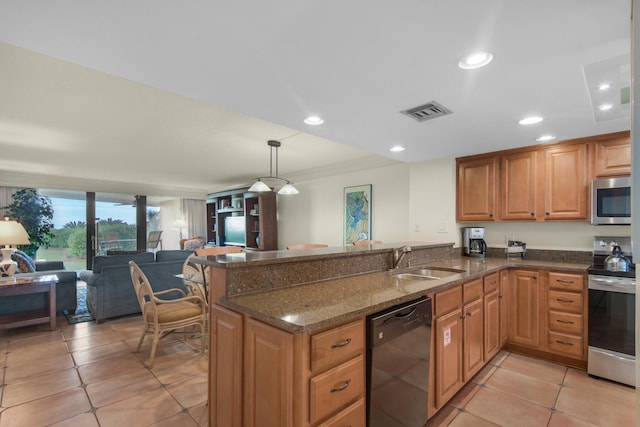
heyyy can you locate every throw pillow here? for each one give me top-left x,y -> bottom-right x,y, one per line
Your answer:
11,249 -> 36,273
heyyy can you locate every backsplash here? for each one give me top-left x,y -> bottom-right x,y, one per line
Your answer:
484,247 -> 591,264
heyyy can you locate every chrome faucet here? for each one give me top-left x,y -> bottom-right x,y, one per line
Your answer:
393,245 -> 412,269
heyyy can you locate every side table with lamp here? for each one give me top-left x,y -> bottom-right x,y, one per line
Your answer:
0,218 -> 59,330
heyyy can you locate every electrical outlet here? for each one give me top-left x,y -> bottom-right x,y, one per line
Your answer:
437,221 -> 448,233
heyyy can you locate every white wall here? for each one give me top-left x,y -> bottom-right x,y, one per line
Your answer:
284,156 -> 632,252
277,163 -> 411,249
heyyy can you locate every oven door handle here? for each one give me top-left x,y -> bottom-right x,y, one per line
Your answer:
588,278 -> 635,294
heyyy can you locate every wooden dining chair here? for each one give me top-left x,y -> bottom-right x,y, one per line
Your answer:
287,243 -> 329,250
353,240 -> 383,246
129,261 -> 206,368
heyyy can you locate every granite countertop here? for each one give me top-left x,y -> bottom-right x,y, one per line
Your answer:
218,256 -> 589,334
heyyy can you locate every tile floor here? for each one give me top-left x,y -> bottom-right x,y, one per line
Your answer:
428,350 -> 637,427
0,315 -> 636,427
0,315 -> 208,427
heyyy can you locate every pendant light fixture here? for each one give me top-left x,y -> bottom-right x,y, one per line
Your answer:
249,140 -> 299,195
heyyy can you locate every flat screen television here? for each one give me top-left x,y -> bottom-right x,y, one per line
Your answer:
224,216 -> 246,246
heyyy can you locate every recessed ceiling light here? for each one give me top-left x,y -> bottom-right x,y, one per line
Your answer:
304,116 -> 324,125
518,116 -> 543,125
598,103 -> 613,111
598,83 -> 611,91
389,145 -> 405,152
536,135 -> 556,142
458,52 -> 494,69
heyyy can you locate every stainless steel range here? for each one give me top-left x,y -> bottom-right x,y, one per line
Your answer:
587,236 -> 635,387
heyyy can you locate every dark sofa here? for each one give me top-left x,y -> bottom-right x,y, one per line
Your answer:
78,250 -> 192,323
0,260 -> 78,316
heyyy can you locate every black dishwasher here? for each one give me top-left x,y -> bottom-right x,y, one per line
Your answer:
367,297 -> 432,427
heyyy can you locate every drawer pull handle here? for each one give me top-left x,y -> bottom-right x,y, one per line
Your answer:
556,319 -> 574,324
331,338 -> 352,349
556,298 -> 574,303
330,379 -> 351,393
556,340 -> 573,346
557,279 -> 574,284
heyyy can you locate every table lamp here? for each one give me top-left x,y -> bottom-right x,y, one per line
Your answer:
0,218 -> 30,277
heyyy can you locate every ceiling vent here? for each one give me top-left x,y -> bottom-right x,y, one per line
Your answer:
401,101 -> 452,122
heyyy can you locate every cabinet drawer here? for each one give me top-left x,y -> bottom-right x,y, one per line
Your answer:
483,272 -> 499,293
463,279 -> 483,304
434,286 -> 462,317
317,398 -> 365,427
310,355 -> 365,424
547,331 -> 584,359
548,290 -> 583,314
311,319 -> 364,372
548,311 -> 583,335
548,272 -> 584,292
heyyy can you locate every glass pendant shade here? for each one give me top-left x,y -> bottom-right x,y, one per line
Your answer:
248,179 -> 271,192
278,183 -> 299,195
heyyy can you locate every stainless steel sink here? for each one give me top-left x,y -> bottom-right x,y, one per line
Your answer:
390,267 -> 466,281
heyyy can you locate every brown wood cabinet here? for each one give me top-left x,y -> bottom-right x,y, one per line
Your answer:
507,269 -> 541,349
500,150 -> 537,220
499,270 -> 509,346
432,279 -> 484,410
592,131 -> 631,178
542,143 -> 588,221
483,272 -> 500,361
544,271 -> 587,362
456,156 -> 496,221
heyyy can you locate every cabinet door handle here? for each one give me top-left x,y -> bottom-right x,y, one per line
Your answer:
556,319 -> 574,324
555,340 -> 573,346
466,312 -> 472,317
498,295 -> 503,299
557,279 -> 574,284
530,212 -> 535,216
460,314 -> 466,319
556,298 -> 574,303
330,379 -> 351,393
331,338 -> 352,349
546,212 -> 550,216
489,213 -> 494,218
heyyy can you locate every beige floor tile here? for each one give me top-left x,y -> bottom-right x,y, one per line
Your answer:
0,387 -> 90,427
464,388 -> 552,427
563,367 -> 636,407
6,327 -> 62,344
86,368 -> 162,408
485,367 -> 561,407
2,367 -> 81,407
448,411 -> 500,427
152,353 -> 208,385
486,350 -> 509,367
548,412 -> 599,427
71,341 -> 130,366
60,321 -> 114,341
6,340 -> 69,363
470,363 -> 496,385
166,375 -> 208,409
148,411 -> 201,427
555,386 -> 637,427
95,387 -> 182,427
427,405 -> 459,427
66,330 -> 124,352
448,382 -> 481,409
77,351 -> 145,384
48,412 -> 100,427
4,352 -> 74,383
499,353 -> 566,384
189,402 -> 209,427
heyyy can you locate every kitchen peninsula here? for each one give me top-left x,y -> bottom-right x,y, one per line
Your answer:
192,243 -> 590,426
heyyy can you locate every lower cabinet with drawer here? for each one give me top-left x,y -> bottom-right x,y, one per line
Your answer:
544,271 -> 587,363
210,304 -> 365,427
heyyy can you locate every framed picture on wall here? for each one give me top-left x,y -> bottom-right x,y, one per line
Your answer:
344,184 -> 372,245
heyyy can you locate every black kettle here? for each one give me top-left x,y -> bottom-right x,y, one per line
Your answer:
605,245 -> 631,272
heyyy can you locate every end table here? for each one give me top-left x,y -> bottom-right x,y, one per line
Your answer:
0,274 -> 58,330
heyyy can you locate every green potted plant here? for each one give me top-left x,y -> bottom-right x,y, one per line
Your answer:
3,188 -> 55,258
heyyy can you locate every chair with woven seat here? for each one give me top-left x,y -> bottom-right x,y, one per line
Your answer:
287,244 -> 329,250
182,254 -> 208,310
191,246 -> 243,303
129,261 -> 206,368
147,230 -> 163,252
353,240 -> 382,246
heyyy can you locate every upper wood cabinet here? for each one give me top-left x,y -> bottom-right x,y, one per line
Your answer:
500,150 -> 538,221
456,131 -> 623,222
592,131 -> 631,178
541,143 -> 588,221
456,156 -> 497,221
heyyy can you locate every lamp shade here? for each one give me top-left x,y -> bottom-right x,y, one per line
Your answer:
249,180 -> 271,192
0,218 -> 30,246
278,183 -> 299,195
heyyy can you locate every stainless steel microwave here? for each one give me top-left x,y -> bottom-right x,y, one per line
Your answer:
591,176 -> 631,225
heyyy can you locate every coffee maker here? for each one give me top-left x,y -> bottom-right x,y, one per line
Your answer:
463,227 -> 487,258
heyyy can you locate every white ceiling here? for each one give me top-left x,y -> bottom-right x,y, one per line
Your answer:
0,1 -> 632,200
